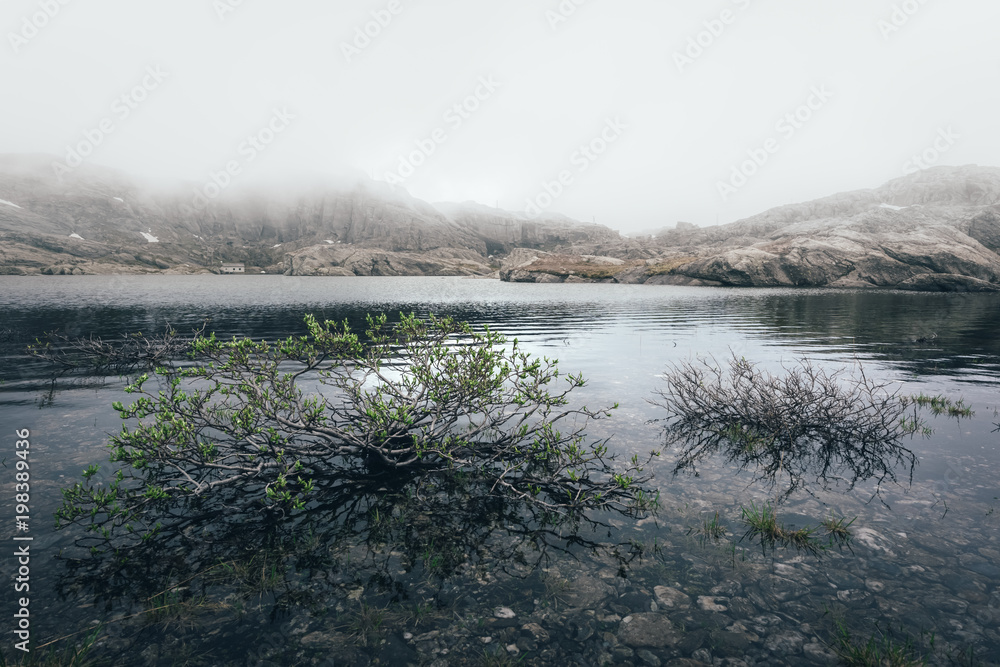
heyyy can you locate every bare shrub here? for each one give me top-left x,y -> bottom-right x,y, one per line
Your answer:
27,323 -> 201,374
650,354 -> 919,502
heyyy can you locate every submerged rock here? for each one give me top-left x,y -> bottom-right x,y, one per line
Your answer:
558,574 -> 613,609
697,595 -> 728,612
493,606 -> 516,619
654,586 -> 692,609
618,613 -> 681,648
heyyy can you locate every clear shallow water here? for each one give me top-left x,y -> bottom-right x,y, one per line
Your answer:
0,276 -> 998,665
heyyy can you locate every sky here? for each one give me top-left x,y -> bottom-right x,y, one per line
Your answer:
3,0 -> 999,233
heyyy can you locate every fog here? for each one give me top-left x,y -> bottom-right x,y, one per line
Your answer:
3,0 -> 998,232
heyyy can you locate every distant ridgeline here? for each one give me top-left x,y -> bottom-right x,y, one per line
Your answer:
0,154 -> 616,278
500,165 -> 1000,291
1,154 -> 999,290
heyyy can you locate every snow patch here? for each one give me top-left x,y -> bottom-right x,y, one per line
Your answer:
113,197 -> 124,203
272,243 -> 282,248
140,232 -> 160,243
69,233 -> 84,240
324,240 -> 335,244
0,199 -> 22,209
879,203 -> 906,211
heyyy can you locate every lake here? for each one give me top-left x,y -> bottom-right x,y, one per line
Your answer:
1,276 -> 998,666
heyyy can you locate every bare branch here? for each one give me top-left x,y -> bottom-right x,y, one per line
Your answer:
650,353 -> 918,504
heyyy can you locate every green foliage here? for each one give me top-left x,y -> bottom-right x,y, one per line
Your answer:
905,393 -> 974,419
831,619 -> 929,667
739,501 -> 824,555
343,604 -> 387,650
820,514 -> 856,545
0,626 -> 102,667
689,510 -> 726,544
740,501 -> 781,550
55,313 -> 658,553
479,647 -> 527,666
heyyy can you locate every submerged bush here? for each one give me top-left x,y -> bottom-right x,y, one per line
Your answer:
651,354 -> 919,501
28,324 -> 196,375
55,313 -> 659,550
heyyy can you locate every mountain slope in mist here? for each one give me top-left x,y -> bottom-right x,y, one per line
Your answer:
0,155 -> 617,275
4,156 -> 1000,291
503,165 -> 1000,291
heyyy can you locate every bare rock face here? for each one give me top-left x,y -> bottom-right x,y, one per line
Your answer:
0,155 -> 614,276
284,245 -> 492,277
6,155 -> 1000,290
436,200 -> 619,255
663,166 -> 1000,291
501,165 -> 1000,291
499,249 -> 644,283
896,273 -> 1000,292
675,206 -> 1000,290
962,209 -> 1000,253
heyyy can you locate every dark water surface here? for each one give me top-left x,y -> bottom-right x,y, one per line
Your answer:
0,276 -> 998,665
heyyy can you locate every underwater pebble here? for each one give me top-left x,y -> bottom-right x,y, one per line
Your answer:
697,595 -> 728,612
764,630 -> 805,655
653,585 -> 692,609
864,579 -> 885,593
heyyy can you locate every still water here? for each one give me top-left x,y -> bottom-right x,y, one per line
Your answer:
0,276 -> 998,666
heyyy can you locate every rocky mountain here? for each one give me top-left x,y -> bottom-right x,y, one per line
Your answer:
502,166 -> 1000,292
0,154 -> 617,276
5,156 -> 1000,291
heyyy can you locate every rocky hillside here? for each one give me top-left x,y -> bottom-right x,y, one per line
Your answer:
502,166 -> 1000,292
0,155 -> 617,276
6,156 -> 1000,291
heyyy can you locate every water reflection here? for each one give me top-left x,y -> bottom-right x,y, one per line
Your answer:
56,466 -> 645,662
3,278 -> 999,389
2,278 -> 999,664
651,354 -> 919,503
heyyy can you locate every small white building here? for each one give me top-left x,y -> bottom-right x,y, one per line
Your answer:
221,263 -> 245,274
